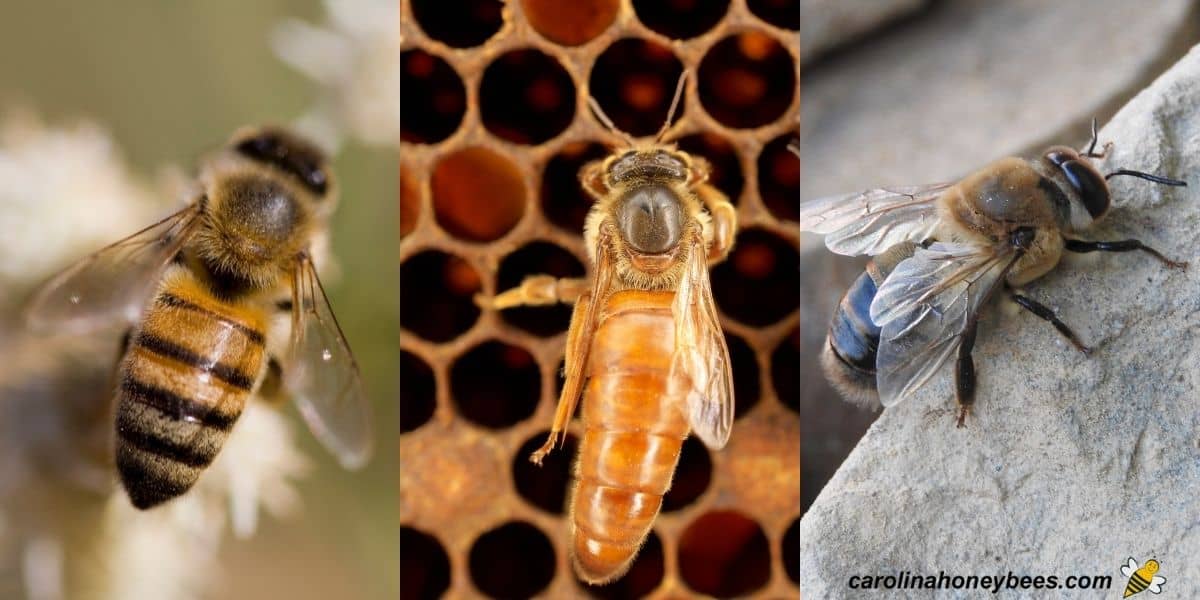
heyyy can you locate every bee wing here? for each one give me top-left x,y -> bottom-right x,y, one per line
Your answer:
25,204 -> 201,333
284,254 -> 372,469
670,229 -> 734,449
1149,575 -> 1165,593
1122,558 -> 1138,578
799,183 -> 952,256
870,241 -> 1017,407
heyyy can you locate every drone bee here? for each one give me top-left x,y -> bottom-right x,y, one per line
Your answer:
25,126 -> 372,508
480,74 -> 735,584
803,121 -> 1187,425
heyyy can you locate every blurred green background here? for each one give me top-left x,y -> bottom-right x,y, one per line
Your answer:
0,2 -> 397,599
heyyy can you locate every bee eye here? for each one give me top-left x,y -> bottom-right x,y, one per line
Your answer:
1059,159 -> 1109,219
235,131 -> 329,197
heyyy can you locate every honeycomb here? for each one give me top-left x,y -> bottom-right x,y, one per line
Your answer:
400,1 -> 798,597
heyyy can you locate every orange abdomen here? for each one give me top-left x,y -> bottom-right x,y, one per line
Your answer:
570,290 -> 689,583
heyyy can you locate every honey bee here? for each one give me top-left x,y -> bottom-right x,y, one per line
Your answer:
24,126 -> 372,509
803,120 -> 1187,425
481,74 -> 735,584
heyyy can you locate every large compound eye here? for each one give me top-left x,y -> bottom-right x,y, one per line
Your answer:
1059,159 -> 1109,219
235,131 -> 330,197
617,184 -> 683,254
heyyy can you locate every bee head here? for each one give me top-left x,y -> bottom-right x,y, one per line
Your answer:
1042,146 -> 1110,221
232,127 -> 333,201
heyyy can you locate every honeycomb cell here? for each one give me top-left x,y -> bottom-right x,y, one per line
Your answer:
783,516 -> 799,584
399,250 -> 481,342
772,326 -> 799,414
633,0 -> 730,40
481,49 -> 576,144
661,437 -> 712,512
698,32 -> 795,129
676,132 -> 744,204
400,162 -> 420,238
748,0 -> 799,31
400,350 -> 436,433
582,531 -> 665,598
513,430 -> 579,514
727,332 -> 760,419
400,526 -> 451,600
450,340 -> 540,428
678,510 -> 771,597
759,131 -> 800,222
590,38 -> 685,137
400,49 -> 466,144
432,147 -> 526,242
711,227 -> 799,327
521,0 -> 619,46
411,0 -> 504,48
541,141 -> 609,233
495,242 -> 587,336
469,521 -> 556,598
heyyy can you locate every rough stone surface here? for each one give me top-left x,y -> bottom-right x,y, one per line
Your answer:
801,45 -> 1200,598
800,0 -> 928,64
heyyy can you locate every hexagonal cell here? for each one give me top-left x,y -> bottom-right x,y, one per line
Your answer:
581,530 -> 665,597
698,32 -> 795,129
676,132 -> 744,205
400,350 -> 437,433
711,227 -> 799,327
469,521 -> 556,598
661,436 -> 712,512
399,250 -> 481,342
748,0 -> 798,30
400,49 -> 466,144
521,0 -> 619,46
481,49 -> 576,144
432,146 -> 526,242
678,510 -> 771,597
513,430 -> 579,514
400,162 -> 420,238
783,516 -> 799,584
400,526 -> 451,600
589,38 -> 685,137
451,340 -> 541,428
759,130 -> 800,222
727,332 -> 760,419
495,241 -> 586,337
632,0 -> 730,40
773,325 -> 800,414
541,141 -> 609,234
411,0 -> 504,48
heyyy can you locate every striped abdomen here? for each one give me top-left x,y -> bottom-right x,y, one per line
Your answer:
570,290 -> 689,584
116,270 -> 268,509
820,242 -> 916,406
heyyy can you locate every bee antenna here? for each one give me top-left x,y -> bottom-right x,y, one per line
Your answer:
1084,117 -> 1101,157
655,70 -> 689,144
1105,169 -> 1188,187
587,96 -> 636,147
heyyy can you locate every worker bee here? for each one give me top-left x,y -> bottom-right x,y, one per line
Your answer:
24,126 -> 372,509
803,120 -> 1187,425
480,74 -> 735,584
1122,557 -> 1166,597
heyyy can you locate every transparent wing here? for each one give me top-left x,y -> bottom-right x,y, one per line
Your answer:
670,230 -> 734,449
25,204 -> 201,333
1148,575 -> 1165,593
799,183 -> 952,256
870,242 -> 1015,407
285,254 -> 372,469
1121,558 -> 1137,578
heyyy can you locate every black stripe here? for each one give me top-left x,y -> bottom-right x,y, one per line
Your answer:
157,292 -> 266,345
116,414 -> 218,468
134,332 -> 256,391
120,377 -> 239,431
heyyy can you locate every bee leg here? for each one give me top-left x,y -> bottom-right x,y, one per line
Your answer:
695,185 -> 737,263
1008,291 -> 1091,354
530,294 -> 592,465
477,275 -> 589,310
1063,238 -> 1188,270
256,357 -> 287,406
954,317 -> 979,428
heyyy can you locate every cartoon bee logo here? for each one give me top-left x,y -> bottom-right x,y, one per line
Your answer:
1122,557 -> 1165,597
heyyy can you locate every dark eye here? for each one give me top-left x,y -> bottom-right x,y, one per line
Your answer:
1059,160 -> 1109,219
235,132 -> 329,196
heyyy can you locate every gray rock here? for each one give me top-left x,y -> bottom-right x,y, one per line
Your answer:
801,45 -> 1200,598
801,0 -> 928,64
